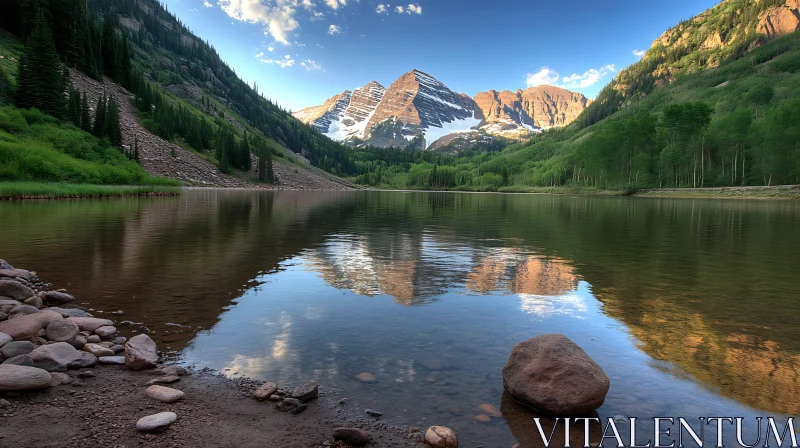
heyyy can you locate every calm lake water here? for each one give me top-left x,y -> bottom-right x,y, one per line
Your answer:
2,190 -> 799,446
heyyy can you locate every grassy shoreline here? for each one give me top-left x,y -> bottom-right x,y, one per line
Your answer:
0,182 -> 180,199
633,185 -> 800,200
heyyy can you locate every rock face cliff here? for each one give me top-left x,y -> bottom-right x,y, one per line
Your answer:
474,86 -> 590,138
294,70 -> 589,149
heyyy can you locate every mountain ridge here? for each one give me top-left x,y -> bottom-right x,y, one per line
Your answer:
294,70 -> 590,149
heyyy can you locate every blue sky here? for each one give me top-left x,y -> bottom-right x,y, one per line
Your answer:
168,0 -> 720,111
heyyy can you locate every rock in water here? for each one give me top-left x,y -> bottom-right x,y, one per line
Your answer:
125,334 -> 158,370
355,372 -> 376,382
136,412 -> 177,433
41,291 -> 76,305
477,403 -> 502,418
502,334 -> 609,415
0,364 -> 52,391
291,380 -> 319,402
424,426 -> 458,448
333,428 -> 370,446
0,280 -> 33,301
67,317 -> 114,332
45,320 -> 80,342
276,398 -> 307,414
253,381 -> 278,401
30,342 -> 83,372
145,385 -> 185,403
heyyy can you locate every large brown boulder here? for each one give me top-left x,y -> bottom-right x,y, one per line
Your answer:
502,334 -> 609,416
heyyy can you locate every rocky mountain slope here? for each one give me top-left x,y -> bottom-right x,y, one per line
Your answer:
294,70 -> 590,149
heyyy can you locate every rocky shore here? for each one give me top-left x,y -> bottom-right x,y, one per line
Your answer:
0,259 -> 428,447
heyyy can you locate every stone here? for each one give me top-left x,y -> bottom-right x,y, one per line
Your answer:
0,364 -> 52,391
0,269 -> 38,283
155,365 -> 187,376
45,307 -> 93,318
83,343 -> 115,357
500,391 -> 602,448
9,304 -> 40,317
94,326 -> 117,338
333,428 -> 370,446
68,335 -> 88,349
276,398 -> 307,414
111,345 -> 124,353
45,320 -> 80,342
78,370 -> 95,378
145,385 -> 185,403
365,409 -> 383,418
42,291 -> 76,305
424,426 -> 458,448
0,312 -> 7,322
355,372 -> 376,382
477,403 -> 502,418
0,280 -> 34,301
50,372 -> 72,386
474,414 -> 491,423
291,380 -> 319,402
136,412 -> 178,433
67,317 -> 114,332
86,335 -> 101,343
67,352 -> 98,369
125,334 -> 158,370
23,296 -> 43,309
98,341 -> 114,348
148,375 -> 181,385
0,332 -> 10,348
0,341 -> 36,359
253,381 -> 278,401
0,310 -> 62,340
30,342 -> 83,372
2,354 -> 34,367
268,394 -> 281,401
502,334 -> 610,415
0,259 -> 13,270
98,356 -> 126,365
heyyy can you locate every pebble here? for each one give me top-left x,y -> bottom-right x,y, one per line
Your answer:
145,385 -> 185,403
136,412 -> 178,433
477,403 -> 502,418
365,409 -> 383,418
424,426 -> 458,448
50,372 -> 72,386
86,335 -> 101,343
474,414 -> 491,423
355,372 -> 376,383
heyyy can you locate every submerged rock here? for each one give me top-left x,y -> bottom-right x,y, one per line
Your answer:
0,364 -> 52,391
355,372 -> 376,383
502,334 -> 609,415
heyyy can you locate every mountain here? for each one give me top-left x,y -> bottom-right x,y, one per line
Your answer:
579,0 -> 800,128
293,70 -> 590,149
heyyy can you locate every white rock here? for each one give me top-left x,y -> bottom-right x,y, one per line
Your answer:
83,343 -> 115,357
98,356 -> 126,365
136,412 -> 177,433
125,334 -> 158,370
145,385 -> 185,403
0,364 -> 52,391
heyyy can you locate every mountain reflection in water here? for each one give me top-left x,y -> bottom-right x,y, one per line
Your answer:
1,190 -> 799,445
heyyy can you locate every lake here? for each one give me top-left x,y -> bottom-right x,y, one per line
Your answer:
1,190 -> 799,446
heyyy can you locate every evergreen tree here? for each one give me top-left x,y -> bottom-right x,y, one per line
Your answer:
80,92 -> 92,133
68,87 -> 81,127
133,136 -> 140,162
15,11 -> 67,118
93,92 -> 107,138
104,96 -> 122,147
120,36 -> 132,89
0,66 -> 11,104
266,149 -> 274,183
239,131 -> 252,171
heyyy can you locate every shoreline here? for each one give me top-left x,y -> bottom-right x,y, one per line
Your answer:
0,259 -> 426,447
0,182 -> 180,200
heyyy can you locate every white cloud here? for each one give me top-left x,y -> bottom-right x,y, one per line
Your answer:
300,59 -> 323,71
328,24 -> 341,35
203,0 -> 213,7
633,49 -> 646,58
255,51 -> 265,58
259,54 -> 295,68
325,0 -> 346,9
395,5 -> 404,13
218,0 -> 299,45
525,66 -> 560,87
407,3 -> 421,14
560,64 -> 616,89
267,45 -> 275,51
376,3 -> 388,14
310,10 -> 325,20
